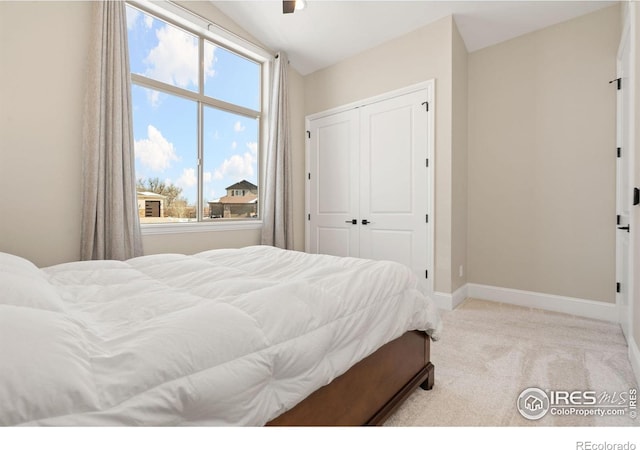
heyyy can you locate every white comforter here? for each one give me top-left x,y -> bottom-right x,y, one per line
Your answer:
0,245 -> 441,426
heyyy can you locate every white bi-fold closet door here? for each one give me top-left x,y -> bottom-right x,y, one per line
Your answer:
305,82 -> 434,293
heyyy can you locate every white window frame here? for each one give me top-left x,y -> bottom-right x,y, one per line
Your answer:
127,0 -> 273,235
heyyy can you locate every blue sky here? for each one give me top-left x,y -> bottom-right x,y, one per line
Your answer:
126,5 -> 260,204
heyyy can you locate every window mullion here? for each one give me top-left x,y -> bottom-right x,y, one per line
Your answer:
131,73 -> 197,103
131,73 -> 260,121
197,102 -> 204,222
201,97 -> 261,121
197,37 -> 205,222
196,37 -> 204,222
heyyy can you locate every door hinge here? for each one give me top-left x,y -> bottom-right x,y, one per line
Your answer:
425,270 -> 428,279
617,214 -> 621,225
426,158 -> 429,168
609,78 -> 621,90
617,147 -> 621,158
616,282 -> 621,293
308,173 -> 311,180
421,101 -> 429,112
426,214 -> 429,223
307,130 -> 311,139
634,187 -> 640,206
307,213 -> 310,221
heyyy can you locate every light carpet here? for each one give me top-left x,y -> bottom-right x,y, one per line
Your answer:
385,298 -> 638,426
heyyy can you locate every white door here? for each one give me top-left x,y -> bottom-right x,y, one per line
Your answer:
358,91 -> 429,286
308,109 -> 360,257
307,85 -> 432,291
615,23 -> 632,341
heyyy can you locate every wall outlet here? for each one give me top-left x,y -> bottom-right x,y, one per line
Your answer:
459,265 -> 464,278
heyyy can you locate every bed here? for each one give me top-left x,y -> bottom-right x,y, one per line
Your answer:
0,245 -> 441,426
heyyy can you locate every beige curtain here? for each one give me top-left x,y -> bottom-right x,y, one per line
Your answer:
261,52 -> 293,249
80,0 -> 143,260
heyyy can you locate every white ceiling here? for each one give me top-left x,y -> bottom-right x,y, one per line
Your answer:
210,0 -> 617,75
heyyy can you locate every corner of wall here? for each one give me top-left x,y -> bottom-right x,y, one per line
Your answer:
450,15 -> 469,293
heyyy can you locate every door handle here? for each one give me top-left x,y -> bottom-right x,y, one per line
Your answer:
618,226 -> 630,232
345,219 -> 357,225
362,219 -> 371,225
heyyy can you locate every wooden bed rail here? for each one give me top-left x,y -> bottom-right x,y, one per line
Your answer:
267,330 -> 433,426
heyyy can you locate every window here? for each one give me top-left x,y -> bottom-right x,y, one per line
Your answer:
126,3 -> 267,227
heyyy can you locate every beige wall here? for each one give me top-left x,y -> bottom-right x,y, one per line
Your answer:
467,5 -> 620,303
0,1 -> 305,267
0,1 -> 91,267
287,65 -> 307,252
304,16 -> 457,294
451,21 -> 468,293
142,228 -> 260,255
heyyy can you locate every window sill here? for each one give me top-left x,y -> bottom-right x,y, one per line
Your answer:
140,220 -> 262,235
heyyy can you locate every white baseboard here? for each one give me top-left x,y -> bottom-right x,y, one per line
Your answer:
430,291 -> 452,310
432,284 -> 468,311
433,282 -> 617,322
467,283 -> 618,323
630,337 -> 640,389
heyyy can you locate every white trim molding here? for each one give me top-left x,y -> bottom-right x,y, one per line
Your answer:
467,283 -> 617,323
432,284 -> 468,311
305,80 -> 435,122
141,220 -> 262,235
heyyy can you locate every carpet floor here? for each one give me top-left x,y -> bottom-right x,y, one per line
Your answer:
385,298 -> 638,426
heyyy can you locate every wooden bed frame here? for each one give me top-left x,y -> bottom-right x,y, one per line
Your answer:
266,330 -> 434,426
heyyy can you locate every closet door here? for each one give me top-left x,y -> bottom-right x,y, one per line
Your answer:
307,109 -> 360,257
359,90 -> 429,282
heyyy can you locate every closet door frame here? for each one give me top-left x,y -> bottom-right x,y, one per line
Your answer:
305,80 -> 435,296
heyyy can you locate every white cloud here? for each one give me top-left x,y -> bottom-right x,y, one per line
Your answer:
234,121 -> 246,132
126,8 -> 139,30
176,168 -> 197,188
203,173 -> 216,202
126,8 -> 153,31
176,170 -> 214,194
231,141 -> 237,150
144,25 -> 215,90
213,150 -> 257,181
206,189 -> 218,202
134,125 -> 179,172
246,141 -> 258,155
147,90 -> 161,108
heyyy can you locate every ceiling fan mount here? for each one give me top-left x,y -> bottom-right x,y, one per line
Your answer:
283,0 -> 306,14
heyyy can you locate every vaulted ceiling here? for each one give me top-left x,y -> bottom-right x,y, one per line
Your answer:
211,1 -> 617,75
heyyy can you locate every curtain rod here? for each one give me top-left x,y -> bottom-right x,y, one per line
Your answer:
167,1 -> 275,58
